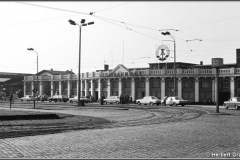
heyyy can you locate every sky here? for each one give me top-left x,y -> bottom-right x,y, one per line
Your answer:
1,1 -> 240,74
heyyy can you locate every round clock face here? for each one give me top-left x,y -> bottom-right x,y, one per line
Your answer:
156,45 -> 170,61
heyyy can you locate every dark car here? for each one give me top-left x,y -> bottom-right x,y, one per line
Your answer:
48,95 -> 69,102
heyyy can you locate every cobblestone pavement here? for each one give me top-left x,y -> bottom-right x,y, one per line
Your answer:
0,102 -> 240,158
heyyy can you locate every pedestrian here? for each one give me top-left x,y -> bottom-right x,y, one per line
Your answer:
162,96 -> 167,106
9,93 -> 13,104
90,95 -> 94,102
120,94 -> 123,104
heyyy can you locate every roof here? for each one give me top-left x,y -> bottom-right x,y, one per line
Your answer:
37,69 -> 74,75
0,78 -> 11,82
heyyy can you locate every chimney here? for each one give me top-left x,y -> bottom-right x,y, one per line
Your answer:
237,49 -> 240,68
104,64 -> 109,71
200,61 -> 203,65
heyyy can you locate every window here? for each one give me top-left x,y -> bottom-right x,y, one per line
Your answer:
183,79 -> 194,88
200,79 -> 210,88
221,80 -> 230,90
168,80 -> 174,88
124,81 -> 131,88
113,81 -> 118,88
152,79 -> 160,88
102,81 -> 108,88
138,81 -> 145,88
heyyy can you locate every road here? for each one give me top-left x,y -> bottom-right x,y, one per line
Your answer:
0,101 -> 240,158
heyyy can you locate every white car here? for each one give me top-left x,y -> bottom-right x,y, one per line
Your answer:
136,96 -> 161,105
165,96 -> 189,106
223,97 -> 240,110
69,96 -> 90,103
103,96 -> 120,104
20,95 -> 34,101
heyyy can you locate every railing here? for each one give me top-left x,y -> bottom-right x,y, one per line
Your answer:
182,69 -> 194,74
200,69 -> 212,74
219,68 -> 231,74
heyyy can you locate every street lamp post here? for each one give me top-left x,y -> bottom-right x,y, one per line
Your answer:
27,48 -> 38,108
161,31 -> 176,96
68,19 -> 94,106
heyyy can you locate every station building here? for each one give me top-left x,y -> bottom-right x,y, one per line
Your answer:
0,72 -> 31,97
23,49 -> 240,104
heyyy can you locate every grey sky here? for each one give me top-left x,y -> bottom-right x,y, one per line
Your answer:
1,1 -> 240,74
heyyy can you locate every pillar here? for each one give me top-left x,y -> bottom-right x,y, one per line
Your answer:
131,78 -> 135,101
85,80 -> 89,97
230,77 -> 235,98
161,78 -> 165,99
39,82 -> 43,95
145,78 -> 150,96
31,82 -> 34,96
24,82 -> 26,96
68,81 -> 71,98
178,78 -> 182,98
59,81 -> 62,95
98,79 -> 102,99
51,81 -> 54,97
118,78 -> 122,96
91,79 -> 95,99
107,79 -> 111,98
195,78 -> 199,102
81,80 -> 84,97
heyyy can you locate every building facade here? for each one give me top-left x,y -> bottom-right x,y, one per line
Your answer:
23,49 -> 240,104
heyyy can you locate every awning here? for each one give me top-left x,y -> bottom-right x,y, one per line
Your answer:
0,78 -> 11,82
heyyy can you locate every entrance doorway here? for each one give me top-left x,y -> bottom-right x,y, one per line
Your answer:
95,91 -> 98,101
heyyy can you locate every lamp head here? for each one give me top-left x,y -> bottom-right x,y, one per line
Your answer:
27,48 -> 34,51
81,19 -> 86,23
68,19 -> 76,25
88,22 -> 94,25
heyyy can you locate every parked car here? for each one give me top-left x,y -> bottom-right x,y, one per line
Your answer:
20,95 -> 34,101
103,96 -> 120,104
69,96 -> 90,103
34,94 -> 49,102
48,95 -> 69,102
223,97 -> 240,110
165,96 -> 189,106
136,96 -> 161,105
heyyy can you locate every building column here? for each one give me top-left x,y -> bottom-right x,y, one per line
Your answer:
81,80 -> 84,97
91,79 -> 95,98
51,81 -> 54,97
118,78 -> 122,96
39,82 -> 43,95
195,78 -> 199,102
24,82 -> 26,96
67,81 -> 71,98
98,79 -> 102,99
131,78 -> 135,101
230,77 -> 235,98
145,78 -> 150,96
161,78 -> 165,99
212,79 -> 215,102
31,82 -> 34,96
85,80 -> 89,97
107,79 -> 111,98
178,78 -> 182,98
59,81 -> 62,95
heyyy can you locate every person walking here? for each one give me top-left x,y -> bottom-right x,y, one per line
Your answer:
9,93 -> 13,104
